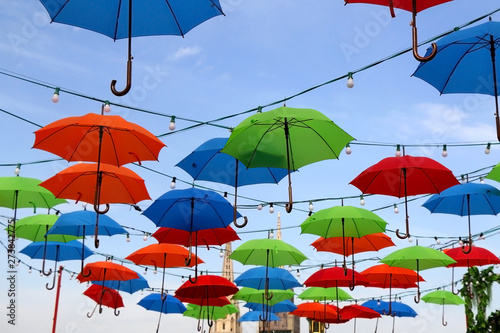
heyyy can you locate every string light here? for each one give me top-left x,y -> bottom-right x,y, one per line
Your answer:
288,265 -> 292,272
359,195 -> 365,206
219,249 -> 224,258
269,229 -> 274,239
485,143 -> 491,154
296,269 -> 301,277
170,177 -> 177,189
458,237 -> 464,246
308,202 -> 314,212
345,143 -> 352,155
257,204 -> 263,211
51,87 -> 60,103
461,175 -> 466,184
169,116 -> 176,131
479,232 -> 485,240
393,204 -> 399,214
480,177 -> 484,184
143,233 -> 148,241
103,100 -> 111,113
395,144 -> 401,157
408,236 -> 413,243
346,72 -> 354,88
28,266 -> 32,274
144,267 -> 148,275
442,144 -> 448,157
126,233 -> 130,242
181,276 -> 186,283
269,203 -> 274,214
434,236 -> 441,245
14,163 -> 21,176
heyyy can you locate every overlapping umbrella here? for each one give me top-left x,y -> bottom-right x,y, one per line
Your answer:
84,284 -> 124,317
422,290 -> 465,326
137,293 -> 187,333
304,266 -> 370,291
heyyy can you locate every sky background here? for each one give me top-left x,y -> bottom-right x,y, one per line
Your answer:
2,1 -> 500,332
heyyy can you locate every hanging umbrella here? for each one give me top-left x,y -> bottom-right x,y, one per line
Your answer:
10,214 -> 79,242
421,290 -> 465,326
183,303 -> 239,332
299,286 -> 352,322
239,310 -> 280,322
93,274 -> 149,294
143,187 -> 240,281
20,240 -> 93,290
360,264 -> 424,314
422,182 -> 500,253
230,238 -> 307,307
301,205 -> 388,273
138,293 -> 187,333
0,176 -> 66,238
362,300 -> 418,333
486,162 -> 500,182
311,232 -> 395,257
77,261 -> 139,283
221,106 -> 354,212
443,245 -> 500,295
413,20 -> 500,140
245,299 -> 298,313
290,302 -> 340,323
234,266 -> 301,290
380,245 -> 456,302
233,288 -> 295,306
176,137 -> 291,227
126,243 -> 202,297
350,154 -> 459,239
152,225 -> 240,248
304,266 -> 370,291
38,0 -> 224,96
46,209 -> 127,275
83,284 -> 124,318
340,304 -> 381,333
343,0 -> 452,61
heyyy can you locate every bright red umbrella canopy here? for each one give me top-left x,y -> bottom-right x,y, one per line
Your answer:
443,246 -> 500,268
304,266 -> 369,289
360,264 -> 425,287
343,0 -> 451,14
152,225 -> 240,248
340,304 -> 381,320
175,274 -> 239,302
84,284 -> 124,309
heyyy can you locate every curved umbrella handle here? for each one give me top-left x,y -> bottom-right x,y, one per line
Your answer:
259,313 -> 268,322
208,319 -> 214,327
42,262 -> 52,277
285,185 -> 293,213
395,215 -> 410,239
188,248 -> 198,284
94,203 -> 110,214
411,0 -> 437,62
87,304 -> 98,318
197,318 -> 202,331
414,290 -> 421,303
81,268 -> 92,278
110,58 -> 132,96
349,283 -> 355,291
233,215 -> 248,229
441,304 -> 447,326
46,266 -> 57,290
265,289 -> 274,301
185,247 -> 192,266
324,323 -> 330,330
114,308 -> 120,316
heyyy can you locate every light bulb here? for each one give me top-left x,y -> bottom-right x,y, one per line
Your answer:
485,143 -> 491,154
360,195 -> 365,206
51,87 -> 60,103
14,163 -> 21,176
442,145 -> 448,157
296,269 -> 300,277
458,238 -> 464,246
257,204 -> 263,211
345,144 -> 352,155
181,276 -> 186,283
309,202 -> 314,211
103,101 -> 111,113
16,260 -> 20,266
126,233 -> 130,242
288,265 -> 292,272
434,236 -> 441,245
460,175 -> 466,184
28,267 -> 32,274
170,177 -> 177,189
346,73 -> 354,88
143,233 -> 148,241
479,232 -> 485,240
269,203 -> 274,214
395,144 -> 401,157
408,236 -> 413,243
219,249 -> 224,258
269,229 -> 274,239
169,116 -> 176,131
480,177 -> 484,184
154,267 -> 158,274
144,268 -> 148,275
393,204 -> 399,214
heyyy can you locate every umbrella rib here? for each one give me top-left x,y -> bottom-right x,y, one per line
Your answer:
164,0 -> 185,37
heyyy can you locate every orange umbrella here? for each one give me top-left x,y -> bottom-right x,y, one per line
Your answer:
126,243 -> 203,297
33,113 -> 165,167
360,264 -> 424,314
77,261 -> 139,283
290,302 -> 341,323
40,162 -> 150,247
84,284 -> 124,317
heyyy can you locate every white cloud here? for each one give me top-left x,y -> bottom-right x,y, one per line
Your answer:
169,46 -> 202,61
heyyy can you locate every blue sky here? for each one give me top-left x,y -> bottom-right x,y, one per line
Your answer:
2,1 -> 500,332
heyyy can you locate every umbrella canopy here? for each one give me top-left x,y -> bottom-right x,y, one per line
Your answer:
77,261 -> 139,283
443,246 -> 500,268
47,210 -> 127,237
138,293 -> 186,314
221,106 -> 353,212
233,288 -> 294,306
344,0 -> 452,61
10,214 -> 78,242
311,232 -> 395,257
175,274 -> 239,303
93,274 -> 149,294
183,303 -> 239,321
239,310 -> 280,322
244,299 -> 298,313
340,304 -> 381,320
126,243 -> 202,295
290,302 -> 340,323
176,137 -> 290,227
380,245 -> 456,302
486,162 -> 500,183
229,238 -> 308,267
298,287 -> 353,302
83,284 -> 124,317
152,225 -> 240,248
38,0 -> 224,95
234,266 -> 302,290
412,20 -> 500,140
304,266 -> 370,291
350,154 -> 459,239
422,290 -> 465,305
362,300 -> 417,318
422,182 -> 500,251
33,113 -> 165,166
40,162 -> 151,206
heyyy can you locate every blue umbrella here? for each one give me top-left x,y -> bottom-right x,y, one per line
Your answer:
412,20 -> 500,140
38,0 -> 225,96
244,299 -> 298,313
20,240 -> 93,290
176,137 -> 290,227
239,310 -> 280,322
138,293 -> 187,333
422,182 -> 500,253
46,210 -> 127,275
235,267 -> 301,290
362,300 -> 417,333
92,274 -> 149,294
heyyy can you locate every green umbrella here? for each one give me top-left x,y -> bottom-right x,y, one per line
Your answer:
233,287 -> 294,306
221,106 -> 353,212
299,286 -> 352,319
422,290 -> 465,326
183,303 -> 238,331
8,214 -> 80,242
380,245 -> 456,303
0,176 -> 66,239
301,205 -> 387,273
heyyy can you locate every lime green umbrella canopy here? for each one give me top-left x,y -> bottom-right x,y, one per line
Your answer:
183,303 -> 238,320
421,290 -> 465,305
298,287 -> 352,301
229,238 -> 307,267
486,162 -> 500,183
8,214 -> 80,242
233,287 -> 294,305
0,176 -> 66,210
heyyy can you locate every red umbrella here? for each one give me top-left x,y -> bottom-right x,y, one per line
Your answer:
343,0 -> 452,61
304,266 -> 369,291
444,245 -> 500,294
340,303 -> 381,333
84,284 -> 124,317
350,154 -> 459,239
152,225 -> 240,248
77,261 -> 139,283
